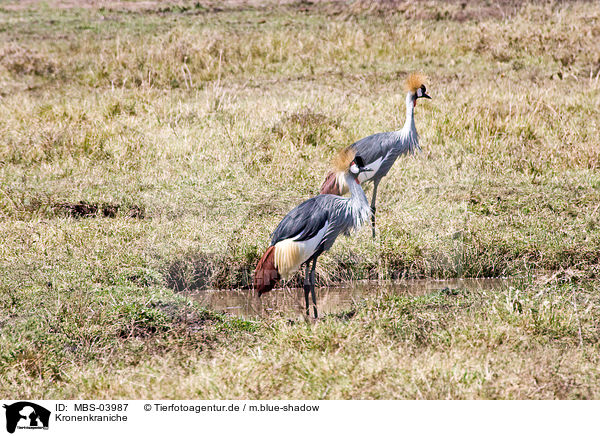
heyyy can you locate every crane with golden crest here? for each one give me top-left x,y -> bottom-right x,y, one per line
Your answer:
253,151 -> 372,318
320,73 -> 431,238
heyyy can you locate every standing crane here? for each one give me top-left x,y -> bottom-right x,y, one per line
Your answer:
253,150 -> 372,318
320,73 -> 431,238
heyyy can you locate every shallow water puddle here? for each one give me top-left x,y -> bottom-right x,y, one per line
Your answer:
186,278 -> 511,319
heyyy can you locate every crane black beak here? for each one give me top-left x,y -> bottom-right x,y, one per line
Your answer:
359,166 -> 372,173
422,93 -> 431,99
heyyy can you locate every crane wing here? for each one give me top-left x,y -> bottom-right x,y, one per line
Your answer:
270,196 -> 330,245
351,131 -> 418,181
350,132 -> 401,165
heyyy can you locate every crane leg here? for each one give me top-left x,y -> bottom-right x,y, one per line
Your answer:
303,262 -> 311,317
370,180 -> 379,239
310,258 -> 318,319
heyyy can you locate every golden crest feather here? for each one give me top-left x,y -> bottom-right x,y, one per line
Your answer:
332,147 -> 356,172
404,72 -> 427,93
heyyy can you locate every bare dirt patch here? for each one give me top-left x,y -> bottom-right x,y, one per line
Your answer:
52,201 -> 146,219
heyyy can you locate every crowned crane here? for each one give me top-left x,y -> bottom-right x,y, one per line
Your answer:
253,150 -> 372,318
320,73 -> 431,238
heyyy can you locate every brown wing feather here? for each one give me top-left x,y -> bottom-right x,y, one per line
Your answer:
253,245 -> 280,296
319,170 -> 341,195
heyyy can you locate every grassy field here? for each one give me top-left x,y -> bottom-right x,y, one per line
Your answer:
1,0 -> 600,399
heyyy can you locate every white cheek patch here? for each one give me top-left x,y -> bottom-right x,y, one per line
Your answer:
350,164 -> 359,174
417,88 -> 423,97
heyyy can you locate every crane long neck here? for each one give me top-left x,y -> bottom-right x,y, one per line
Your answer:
344,173 -> 371,230
396,92 -> 419,153
347,174 -> 368,204
402,92 -> 416,133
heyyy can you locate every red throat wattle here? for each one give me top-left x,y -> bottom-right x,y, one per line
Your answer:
413,99 -> 417,107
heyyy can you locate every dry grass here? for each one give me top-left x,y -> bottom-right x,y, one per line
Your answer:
0,0 -> 599,398
3,281 -> 599,399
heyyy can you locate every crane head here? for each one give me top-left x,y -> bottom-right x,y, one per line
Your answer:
349,155 -> 371,179
412,84 -> 431,107
405,72 -> 431,106
416,84 -> 431,100
332,149 -> 370,178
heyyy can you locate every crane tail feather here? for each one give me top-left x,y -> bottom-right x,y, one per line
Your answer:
320,171 -> 341,195
253,245 -> 280,296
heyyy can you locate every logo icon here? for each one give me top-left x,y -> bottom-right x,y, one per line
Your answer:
3,402 -> 50,434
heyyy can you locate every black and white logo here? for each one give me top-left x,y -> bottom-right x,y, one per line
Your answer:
3,402 -> 50,434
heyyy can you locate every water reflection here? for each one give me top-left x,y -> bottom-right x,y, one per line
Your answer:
186,278 -> 511,319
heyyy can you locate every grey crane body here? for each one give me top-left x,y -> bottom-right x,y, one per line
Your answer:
320,86 -> 430,238
274,171 -> 370,318
254,157 -> 371,318
271,188 -> 370,250
352,123 -> 419,239
352,128 -> 420,185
